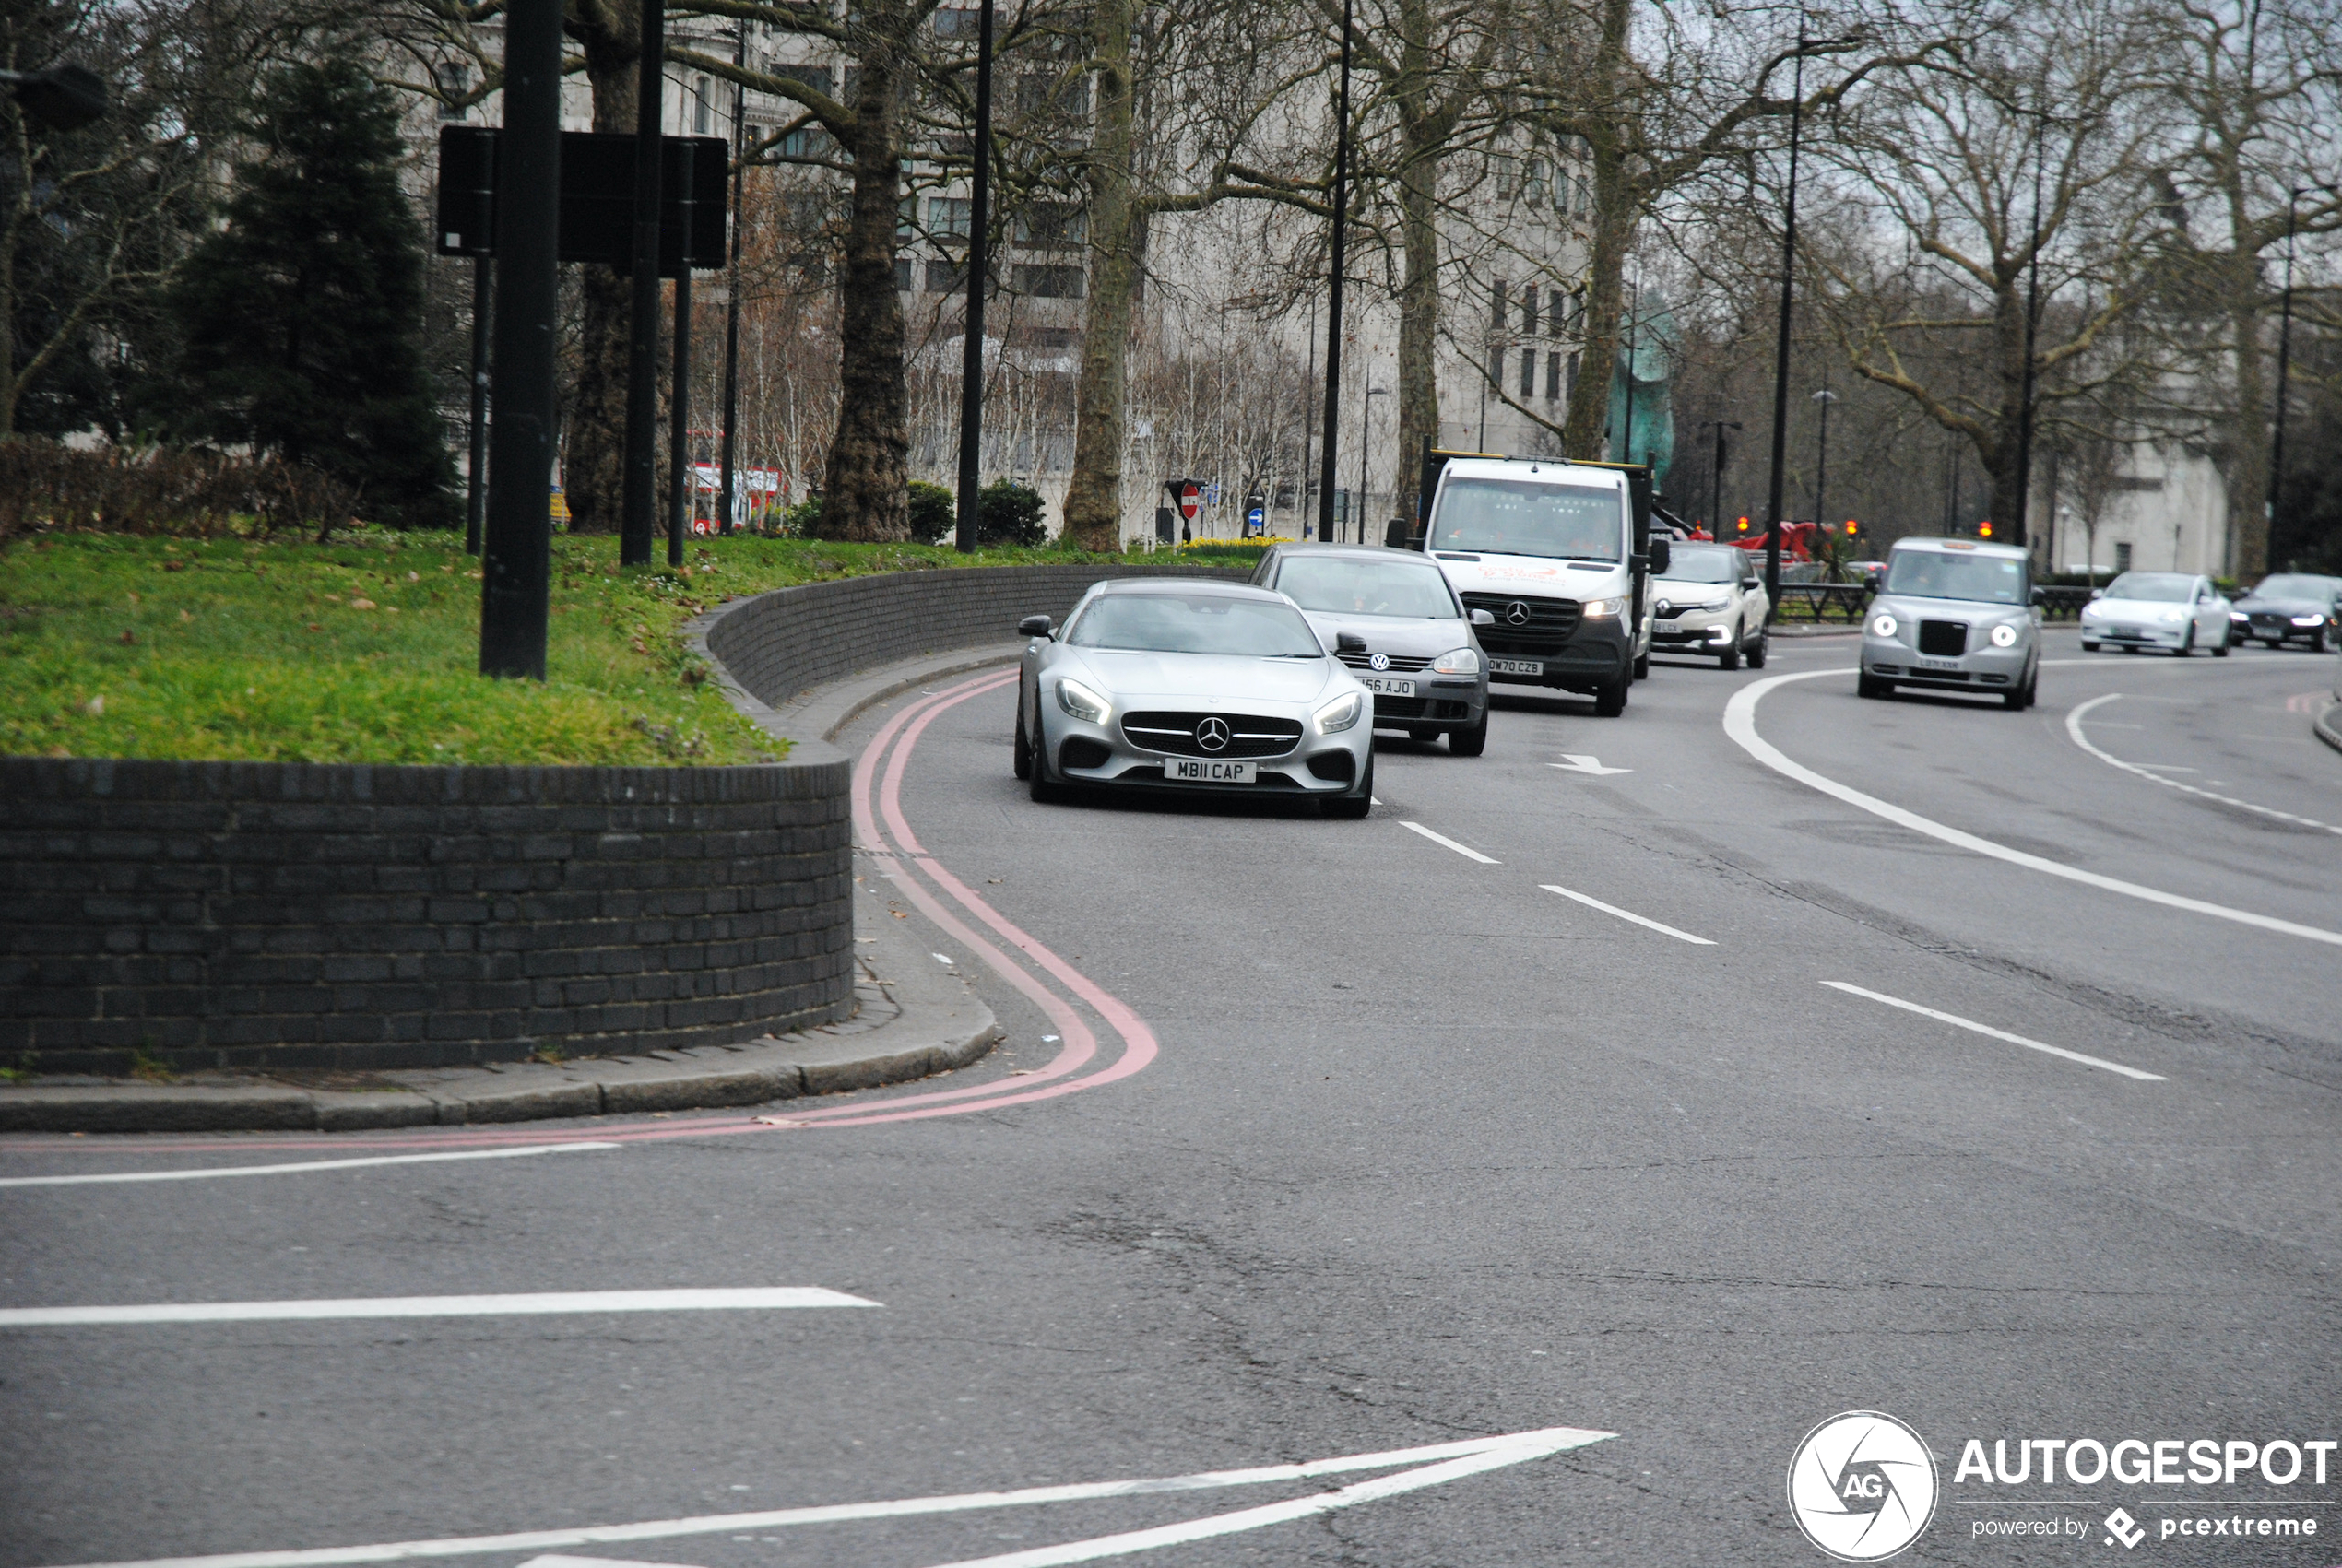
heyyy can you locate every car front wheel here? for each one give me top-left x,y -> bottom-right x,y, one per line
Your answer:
1012,689 -> 1033,779
1746,625 -> 1768,668
1858,671 -> 1892,700
1325,755 -> 1374,819
1450,713 -> 1489,756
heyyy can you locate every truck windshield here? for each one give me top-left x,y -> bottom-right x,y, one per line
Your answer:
1885,550 -> 2029,605
1067,593 -> 1324,656
1273,556 -> 1458,618
1430,478 -> 1623,561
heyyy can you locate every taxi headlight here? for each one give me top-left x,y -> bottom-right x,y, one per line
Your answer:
1869,612 -> 1898,638
1056,677 -> 1109,724
1315,691 -> 1363,734
1431,645 -> 1482,675
1989,622 -> 2019,647
1579,596 -> 1625,619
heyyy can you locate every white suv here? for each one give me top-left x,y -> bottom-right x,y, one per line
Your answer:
1648,543 -> 1769,668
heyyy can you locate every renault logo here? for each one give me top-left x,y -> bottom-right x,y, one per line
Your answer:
1656,598 -> 1673,615
1368,653 -> 1390,671
1195,716 -> 1231,753
1505,600 -> 1532,626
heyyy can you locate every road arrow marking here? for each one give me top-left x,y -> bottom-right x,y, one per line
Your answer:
1549,755 -> 1632,775
58,1425 -> 1615,1568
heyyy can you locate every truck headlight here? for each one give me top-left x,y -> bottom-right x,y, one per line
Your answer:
1990,622 -> 2019,647
1056,677 -> 1109,723
1579,596 -> 1625,619
1870,612 -> 1898,638
1315,691 -> 1363,734
1431,646 -> 1481,675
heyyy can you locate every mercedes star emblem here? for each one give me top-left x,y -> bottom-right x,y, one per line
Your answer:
1195,716 -> 1231,753
1505,600 -> 1532,626
1368,653 -> 1390,671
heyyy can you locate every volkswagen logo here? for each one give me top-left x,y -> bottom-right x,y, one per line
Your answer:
1505,600 -> 1532,626
1368,653 -> 1390,671
1195,716 -> 1231,753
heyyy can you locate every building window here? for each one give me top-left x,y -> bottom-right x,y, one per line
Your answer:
926,259 -> 966,293
935,6 -> 981,36
1491,280 -> 1508,332
694,77 -> 714,135
1566,351 -> 1580,399
1013,263 -> 1084,299
894,258 -> 915,291
1521,284 -> 1538,336
928,196 -> 971,238
1545,351 -> 1561,400
1013,203 -> 1087,248
1520,348 -> 1535,397
2113,541 -> 2132,572
435,63 -> 468,118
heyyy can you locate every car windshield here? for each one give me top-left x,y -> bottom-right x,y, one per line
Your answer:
1657,547 -> 1744,584
1885,549 -> 2029,605
1430,478 -> 1624,561
2103,572 -> 2194,603
2253,575 -> 2335,601
1273,556 -> 1458,618
1067,593 -> 1324,656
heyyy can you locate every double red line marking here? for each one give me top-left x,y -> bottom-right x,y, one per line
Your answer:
5,671 -> 1156,1157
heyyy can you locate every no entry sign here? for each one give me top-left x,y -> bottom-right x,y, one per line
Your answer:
1178,482 -> 1201,523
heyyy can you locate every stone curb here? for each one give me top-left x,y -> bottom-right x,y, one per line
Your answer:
0,645 -> 1019,1136
2315,700 -> 2342,759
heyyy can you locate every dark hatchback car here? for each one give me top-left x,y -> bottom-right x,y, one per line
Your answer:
2229,573 -> 2342,651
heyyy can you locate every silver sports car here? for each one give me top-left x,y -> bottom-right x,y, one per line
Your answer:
1012,579 -> 1378,817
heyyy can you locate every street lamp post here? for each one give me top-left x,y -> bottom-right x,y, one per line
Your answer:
1316,0 -> 1354,543
1811,386 -> 1839,533
2010,104 -> 2049,551
953,0 -> 997,552
621,0 -> 667,566
1358,386 -> 1386,542
717,22 -> 748,535
1760,38 -> 1809,616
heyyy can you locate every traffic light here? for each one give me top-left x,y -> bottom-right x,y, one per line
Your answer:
1845,519 -> 1859,538
1736,515 -> 1751,536
1977,519 -> 1994,539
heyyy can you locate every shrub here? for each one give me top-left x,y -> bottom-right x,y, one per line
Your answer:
977,479 -> 1048,548
0,440 -> 359,542
907,480 -> 956,543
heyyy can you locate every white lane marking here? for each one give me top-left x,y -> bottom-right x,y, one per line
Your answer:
1549,754 -> 1632,775
1399,821 -> 1498,864
2067,694 -> 2342,835
1540,884 -> 1715,945
933,952 -> 955,965
56,1425 -> 1616,1568
1723,670 -> 2342,949
1821,981 -> 2164,1081
521,1558 -> 701,1568
0,1287 -> 879,1327
0,1143 -> 618,1190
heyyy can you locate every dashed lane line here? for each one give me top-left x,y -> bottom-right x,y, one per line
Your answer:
0,1143 -> 618,1189
2066,694 -> 2342,836
1399,820 -> 1500,864
0,1287 -> 879,1327
1539,884 -> 1715,945
1821,981 -> 2164,1081
54,1425 -> 1615,1568
1723,669 -> 2342,949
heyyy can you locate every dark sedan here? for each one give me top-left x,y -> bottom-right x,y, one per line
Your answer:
2229,573 -> 2342,651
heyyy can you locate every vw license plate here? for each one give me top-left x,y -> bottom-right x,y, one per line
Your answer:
1166,758 -> 1257,784
1357,676 -> 1417,696
1489,658 -> 1544,677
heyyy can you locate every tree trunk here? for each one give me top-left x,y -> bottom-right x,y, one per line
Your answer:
562,0 -> 641,535
1061,0 -> 1139,551
817,26 -> 910,542
2223,253 -> 2268,581
1558,0 -> 1633,462
1984,278 -> 2027,528
1390,0 -> 1438,524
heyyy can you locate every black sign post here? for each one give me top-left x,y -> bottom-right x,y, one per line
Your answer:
479,0 -> 562,680
666,141 -> 695,569
622,0 -> 666,568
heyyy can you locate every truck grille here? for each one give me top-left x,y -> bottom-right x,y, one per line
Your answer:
1121,712 -> 1303,759
1459,593 -> 1582,655
1917,619 -> 1969,656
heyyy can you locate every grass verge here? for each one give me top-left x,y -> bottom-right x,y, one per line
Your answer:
1,529 -> 1178,767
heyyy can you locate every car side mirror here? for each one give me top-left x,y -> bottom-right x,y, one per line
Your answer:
1336,631 -> 1367,654
1742,577 -> 1761,592
2030,587 -> 2045,606
1646,538 -> 1671,575
1469,608 -> 1496,627
2088,588 -> 2103,600
1018,615 -> 1052,638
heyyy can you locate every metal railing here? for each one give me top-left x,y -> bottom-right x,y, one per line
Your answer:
1770,583 -> 1874,623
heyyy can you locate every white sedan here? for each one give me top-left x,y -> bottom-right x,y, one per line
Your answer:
2078,572 -> 2232,656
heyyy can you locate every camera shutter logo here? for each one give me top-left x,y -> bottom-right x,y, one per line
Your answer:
1787,1411 -> 1939,1561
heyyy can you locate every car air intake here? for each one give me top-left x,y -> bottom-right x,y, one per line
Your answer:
1121,712 -> 1303,758
1059,737 -> 1113,771
1917,619 -> 1969,656
1306,752 -> 1355,784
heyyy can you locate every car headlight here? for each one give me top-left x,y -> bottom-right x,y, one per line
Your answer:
2082,603 -> 2104,619
1430,645 -> 1481,675
1314,691 -> 1363,734
2292,615 -> 2324,627
1694,598 -> 1729,613
1579,596 -> 1626,619
1869,612 -> 1898,638
1989,622 -> 2019,647
1056,677 -> 1109,724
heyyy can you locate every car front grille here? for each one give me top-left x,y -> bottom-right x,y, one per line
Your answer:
2251,613 -> 2289,631
1917,619 -> 1969,656
1372,696 -> 1427,719
1460,593 -> 1583,654
1121,711 -> 1304,759
1336,652 -> 1434,672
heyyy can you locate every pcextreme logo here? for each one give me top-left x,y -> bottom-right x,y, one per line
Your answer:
1789,1411 -> 1942,1562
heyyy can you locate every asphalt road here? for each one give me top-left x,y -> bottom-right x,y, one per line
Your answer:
6,627 -> 2338,1568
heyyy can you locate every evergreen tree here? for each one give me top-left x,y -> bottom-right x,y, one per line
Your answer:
166,59 -> 452,525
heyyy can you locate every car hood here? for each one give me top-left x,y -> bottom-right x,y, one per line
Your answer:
1650,575 -> 1736,600
2234,595 -> 2326,614
2089,595 -> 2194,615
1875,594 -> 2027,620
1298,611 -> 1473,656
1069,649 -> 1344,703
1433,552 -> 1623,596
